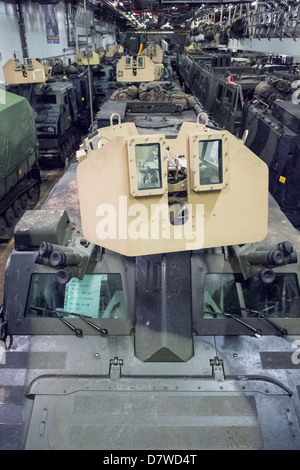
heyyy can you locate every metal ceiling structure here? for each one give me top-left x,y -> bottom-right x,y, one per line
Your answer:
88,0 -> 299,33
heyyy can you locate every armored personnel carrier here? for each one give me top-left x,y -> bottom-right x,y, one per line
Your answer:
178,52 -> 300,230
74,50 -> 115,105
177,51 -> 215,92
139,43 -> 165,64
1,114 -> 300,450
212,72 -> 266,135
75,50 -> 101,67
0,90 -> 40,241
240,75 -> 300,228
63,64 -> 95,133
3,58 -> 84,166
96,44 -> 124,63
179,52 -> 256,115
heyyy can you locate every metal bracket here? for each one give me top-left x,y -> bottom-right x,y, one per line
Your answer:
109,357 -> 123,381
210,356 -> 225,382
38,407 -> 48,438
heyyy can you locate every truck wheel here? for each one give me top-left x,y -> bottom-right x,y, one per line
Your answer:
5,207 -> 15,227
20,192 -> 29,208
13,198 -> 22,217
28,183 -> 40,201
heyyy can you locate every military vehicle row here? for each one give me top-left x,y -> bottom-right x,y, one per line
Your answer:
177,51 -> 300,228
178,51 -> 264,116
0,49 -> 120,240
0,90 -> 40,240
75,48 -> 118,103
177,51 -> 297,130
75,43 -> 169,95
241,71 -> 300,228
3,58 -> 94,166
56,44 -> 173,128
1,109 -> 300,449
75,43 -> 123,68
1,42 -> 177,168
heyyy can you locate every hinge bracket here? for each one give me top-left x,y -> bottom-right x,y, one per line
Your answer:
109,356 -> 123,381
210,356 -> 225,382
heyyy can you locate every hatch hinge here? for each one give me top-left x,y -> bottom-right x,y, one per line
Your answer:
210,356 -> 225,382
109,356 -> 123,381
38,407 -> 48,438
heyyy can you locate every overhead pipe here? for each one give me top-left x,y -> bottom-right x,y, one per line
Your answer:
84,0 -> 94,130
15,1 -> 29,59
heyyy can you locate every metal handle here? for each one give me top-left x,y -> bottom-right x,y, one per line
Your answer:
197,112 -> 209,127
110,113 -> 121,126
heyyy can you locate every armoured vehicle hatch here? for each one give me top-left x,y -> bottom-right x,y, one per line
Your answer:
3,57 -> 52,85
116,55 -> 164,83
77,113 -> 268,256
140,43 -> 164,64
75,50 -> 101,67
106,43 -> 124,58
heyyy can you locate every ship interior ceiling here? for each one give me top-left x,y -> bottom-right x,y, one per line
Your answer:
88,0 -> 300,31
2,0 -> 300,451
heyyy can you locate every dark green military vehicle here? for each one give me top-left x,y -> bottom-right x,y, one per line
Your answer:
0,90 -> 40,241
1,114 -> 300,450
